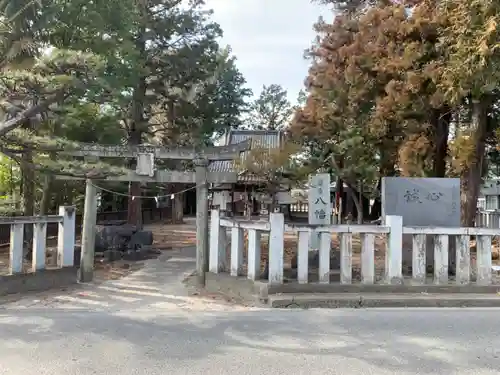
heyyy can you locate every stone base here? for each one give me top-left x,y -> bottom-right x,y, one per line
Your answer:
201,272 -> 500,308
269,293 -> 500,308
0,267 -> 78,296
203,272 -> 269,304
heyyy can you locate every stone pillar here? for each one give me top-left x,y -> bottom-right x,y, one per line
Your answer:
194,158 -> 209,286
79,180 -> 97,282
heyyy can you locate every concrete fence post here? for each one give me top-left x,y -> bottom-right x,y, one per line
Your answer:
32,222 -> 47,272
268,212 -> 284,285
476,235 -> 493,285
209,209 -> 227,273
230,227 -> 244,276
9,223 -> 24,274
57,206 -> 76,268
247,229 -> 261,281
385,215 -> 403,284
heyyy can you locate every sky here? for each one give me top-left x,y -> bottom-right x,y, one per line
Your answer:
208,0 -> 331,103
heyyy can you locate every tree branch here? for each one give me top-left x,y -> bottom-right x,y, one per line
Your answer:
0,91 -> 67,137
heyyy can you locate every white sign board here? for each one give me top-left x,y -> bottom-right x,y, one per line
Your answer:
308,173 -> 331,225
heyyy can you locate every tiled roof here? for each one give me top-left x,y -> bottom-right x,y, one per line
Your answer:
209,129 -> 283,183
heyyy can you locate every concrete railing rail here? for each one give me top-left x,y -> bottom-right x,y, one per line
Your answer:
5,206 -> 77,274
476,210 -> 500,229
208,209 -> 499,287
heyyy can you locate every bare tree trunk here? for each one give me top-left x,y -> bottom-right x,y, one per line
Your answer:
358,182 -> 364,224
461,98 -> 490,226
127,21 -> 147,229
433,107 -> 451,177
172,192 -> 184,223
21,152 -> 35,217
335,176 -> 343,223
345,183 -> 362,224
371,150 -> 397,219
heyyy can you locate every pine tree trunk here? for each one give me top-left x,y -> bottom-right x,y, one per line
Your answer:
39,175 -> 53,215
53,181 -> 64,208
21,147 -> 35,260
21,153 -> 35,218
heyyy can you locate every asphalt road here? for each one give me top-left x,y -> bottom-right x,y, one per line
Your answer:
0,249 -> 499,375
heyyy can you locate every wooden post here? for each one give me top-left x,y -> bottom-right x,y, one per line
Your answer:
195,158 -> 209,286
79,179 -> 98,282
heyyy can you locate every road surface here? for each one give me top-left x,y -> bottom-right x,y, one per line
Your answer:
0,247 -> 499,375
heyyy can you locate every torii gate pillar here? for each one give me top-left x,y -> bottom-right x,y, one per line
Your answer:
194,158 -> 209,286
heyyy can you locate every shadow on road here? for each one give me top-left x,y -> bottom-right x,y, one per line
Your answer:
0,305 -> 498,374
0,246 -> 497,373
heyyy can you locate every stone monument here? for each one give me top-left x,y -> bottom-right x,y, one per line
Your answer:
308,173 -> 332,226
381,177 -> 461,274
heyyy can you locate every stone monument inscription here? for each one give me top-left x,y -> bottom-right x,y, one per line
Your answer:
382,177 -> 461,274
308,173 -> 331,225
381,177 -> 460,227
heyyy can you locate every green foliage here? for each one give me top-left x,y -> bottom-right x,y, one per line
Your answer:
436,0 -> 500,102
0,0 -> 251,165
0,155 -> 19,194
0,0 -> 253,217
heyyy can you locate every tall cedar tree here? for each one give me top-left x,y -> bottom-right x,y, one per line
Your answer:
292,0 -> 480,220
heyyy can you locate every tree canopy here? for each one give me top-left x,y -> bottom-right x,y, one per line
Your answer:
245,84 -> 293,130
0,0 -> 252,219
291,0 -> 500,224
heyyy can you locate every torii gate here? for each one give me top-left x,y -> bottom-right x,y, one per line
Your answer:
60,140 -> 250,285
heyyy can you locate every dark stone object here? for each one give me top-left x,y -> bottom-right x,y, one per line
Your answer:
97,220 -> 128,226
94,224 -> 137,253
94,221 -> 155,255
127,230 -> 154,250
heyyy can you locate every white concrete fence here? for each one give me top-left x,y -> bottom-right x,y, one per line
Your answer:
476,210 -> 500,229
2,206 -> 76,274
209,209 -> 498,286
